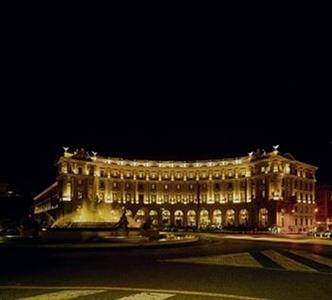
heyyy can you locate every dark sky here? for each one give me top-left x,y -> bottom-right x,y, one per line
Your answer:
1,11 -> 331,194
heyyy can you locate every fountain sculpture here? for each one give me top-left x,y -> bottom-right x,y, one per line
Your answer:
40,199 -> 159,243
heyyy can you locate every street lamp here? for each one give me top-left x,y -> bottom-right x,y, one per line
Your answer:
196,182 -> 200,231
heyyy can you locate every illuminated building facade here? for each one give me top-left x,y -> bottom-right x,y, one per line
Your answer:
315,185 -> 332,230
34,147 -> 317,233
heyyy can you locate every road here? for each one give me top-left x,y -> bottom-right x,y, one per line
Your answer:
0,234 -> 331,299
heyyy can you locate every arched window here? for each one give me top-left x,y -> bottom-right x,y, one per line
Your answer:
135,209 -> 146,224
259,208 -> 268,227
199,209 -> 210,228
174,210 -> 184,226
149,210 -> 158,225
162,210 -> 171,226
226,209 -> 235,226
212,209 -> 222,226
187,210 -> 196,227
239,209 -> 248,225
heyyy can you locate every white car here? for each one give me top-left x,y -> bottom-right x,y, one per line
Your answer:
323,231 -> 332,239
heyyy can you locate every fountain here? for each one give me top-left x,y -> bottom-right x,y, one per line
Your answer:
40,200 -> 160,243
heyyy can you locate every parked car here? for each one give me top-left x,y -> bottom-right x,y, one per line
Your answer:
323,231 -> 332,239
314,231 -> 332,239
314,231 -> 323,238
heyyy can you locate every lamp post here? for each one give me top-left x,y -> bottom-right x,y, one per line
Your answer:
196,182 -> 200,231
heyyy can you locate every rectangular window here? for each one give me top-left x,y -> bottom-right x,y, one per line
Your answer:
201,194 -> 207,203
164,194 -> 169,202
88,167 -> 94,176
228,193 -> 233,202
240,192 -> 245,202
143,195 -> 150,204
139,194 -> 144,203
207,195 -> 215,204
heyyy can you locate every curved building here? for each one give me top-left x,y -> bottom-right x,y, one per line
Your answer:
34,147 -> 318,233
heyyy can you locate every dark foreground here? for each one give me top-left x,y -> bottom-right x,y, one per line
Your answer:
0,234 -> 331,300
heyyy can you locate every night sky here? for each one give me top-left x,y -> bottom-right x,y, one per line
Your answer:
1,11 -> 331,195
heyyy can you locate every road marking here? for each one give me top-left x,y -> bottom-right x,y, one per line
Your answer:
116,292 -> 174,299
289,250 -> 332,268
161,252 -> 262,268
0,285 -> 271,300
261,250 -> 317,272
16,289 -> 105,300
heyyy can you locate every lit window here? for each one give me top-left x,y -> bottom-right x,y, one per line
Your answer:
151,195 -> 156,202
99,181 -> 105,189
228,193 -> 233,202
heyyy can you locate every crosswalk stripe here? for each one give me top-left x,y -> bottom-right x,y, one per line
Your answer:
0,286 -> 270,300
161,252 -> 263,268
261,250 -> 317,272
116,292 -> 175,299
17,289 -> 105,300
289,250 -> 332,268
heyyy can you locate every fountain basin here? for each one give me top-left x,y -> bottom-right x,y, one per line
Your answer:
40,227 -> 145,243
